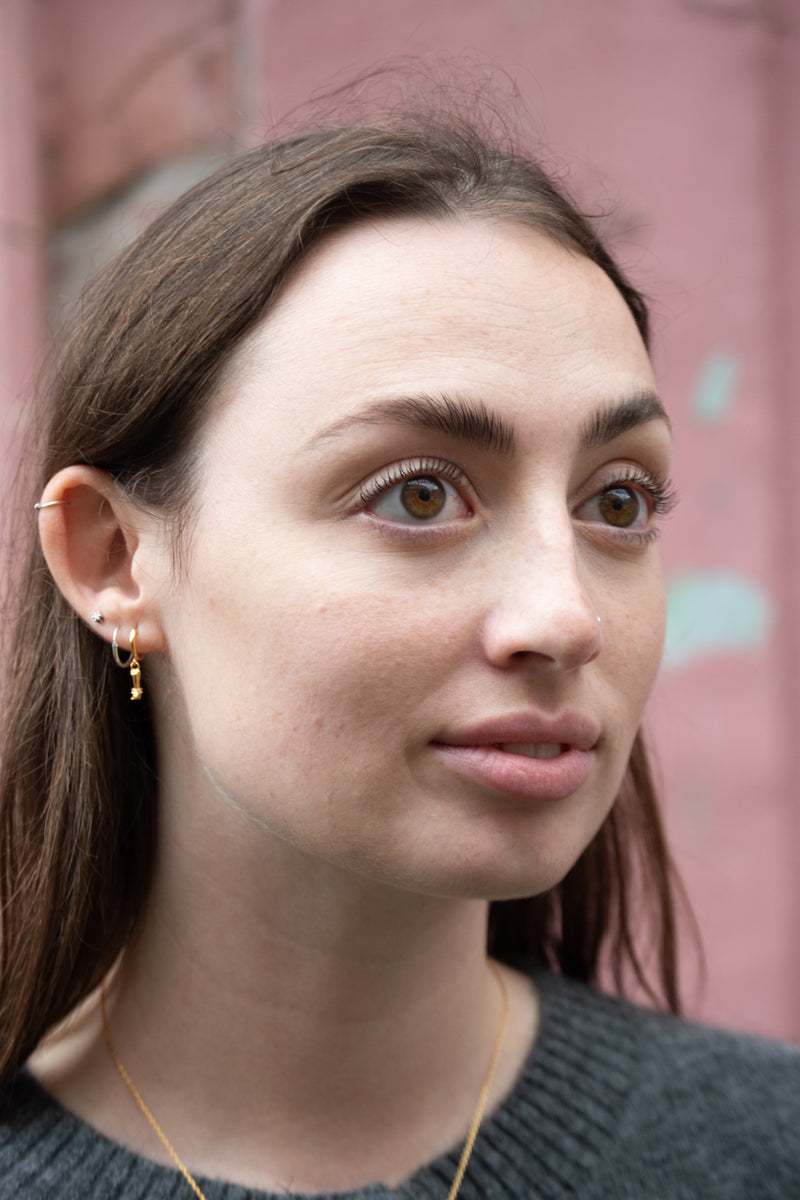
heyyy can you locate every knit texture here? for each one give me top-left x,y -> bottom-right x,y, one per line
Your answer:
1,972 -> 798,1199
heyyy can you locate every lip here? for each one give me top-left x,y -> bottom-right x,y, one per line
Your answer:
431,712 -> 600,803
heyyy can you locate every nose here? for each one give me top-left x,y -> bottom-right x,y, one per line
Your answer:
479,520 -> 602,673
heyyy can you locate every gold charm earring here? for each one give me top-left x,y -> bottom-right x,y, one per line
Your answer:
112,626 -> 143,701
128,629 -> 143,700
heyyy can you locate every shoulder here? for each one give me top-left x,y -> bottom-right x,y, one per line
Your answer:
0,1072 -> 154,1200
529,971 -> 800,1198
0,1073 -> 80,1198
534,968 -> 800,1090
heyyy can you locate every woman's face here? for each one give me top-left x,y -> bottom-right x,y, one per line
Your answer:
153,216 -> 672,901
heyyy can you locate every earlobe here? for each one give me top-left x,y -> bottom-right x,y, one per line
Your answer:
37,465 -> 166,655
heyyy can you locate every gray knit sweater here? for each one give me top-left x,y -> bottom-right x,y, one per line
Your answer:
1,972 -> 798,1199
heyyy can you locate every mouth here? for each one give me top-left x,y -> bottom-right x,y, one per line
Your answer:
430,714 -> 599,803
495,742 -> 565,760
431,741 -> 593,802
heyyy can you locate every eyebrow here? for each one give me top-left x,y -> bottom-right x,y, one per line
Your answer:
303,387 -> 669,457
580,389 -> 670,450
303,393 -> 515,456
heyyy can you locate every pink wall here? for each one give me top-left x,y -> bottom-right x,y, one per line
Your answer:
0,0 -> 44,490
2,0 -> 798,1039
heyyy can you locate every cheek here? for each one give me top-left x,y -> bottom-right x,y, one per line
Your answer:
603,569 -> 666,719
170,560 -> 466,784
270,593 -> 463,733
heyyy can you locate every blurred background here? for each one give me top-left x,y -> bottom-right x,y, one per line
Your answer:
1,0 -> 798,1040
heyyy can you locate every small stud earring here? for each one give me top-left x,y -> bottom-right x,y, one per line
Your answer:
91,611 -> 104,624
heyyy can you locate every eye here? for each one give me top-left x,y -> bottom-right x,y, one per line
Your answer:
360,463 -> 472,526
574,469 -> 676,536
589,484 -> 649,530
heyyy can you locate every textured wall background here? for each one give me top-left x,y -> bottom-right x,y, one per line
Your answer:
2,0 -> 798,1040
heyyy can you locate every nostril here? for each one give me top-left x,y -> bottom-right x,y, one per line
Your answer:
479,575 -> 603,671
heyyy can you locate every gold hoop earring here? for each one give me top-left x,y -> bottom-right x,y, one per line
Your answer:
112,627 -> 143,701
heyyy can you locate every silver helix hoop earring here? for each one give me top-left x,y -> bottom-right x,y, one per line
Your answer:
34,499 -> 71,510
112,627 -> 143,701
111,627 -> 132,668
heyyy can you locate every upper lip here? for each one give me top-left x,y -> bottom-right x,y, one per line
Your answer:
433,712 -> 601,752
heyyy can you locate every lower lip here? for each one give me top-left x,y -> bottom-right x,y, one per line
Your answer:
431,743 -> 593,802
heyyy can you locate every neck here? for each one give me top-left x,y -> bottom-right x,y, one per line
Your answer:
36,807 -> 536,1193
33,725 -> 539,1194
126,832 -> 494,1086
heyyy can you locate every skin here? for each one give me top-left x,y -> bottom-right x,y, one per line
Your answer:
34,216 -> 672,1191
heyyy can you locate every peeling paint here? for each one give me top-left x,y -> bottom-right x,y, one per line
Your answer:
51,151 -> 232,320
663,570 -> 771,668
692,352 -> 740,424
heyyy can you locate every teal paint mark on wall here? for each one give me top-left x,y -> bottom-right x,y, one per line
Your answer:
692,352 -> 740,424
663,570 -> 771,669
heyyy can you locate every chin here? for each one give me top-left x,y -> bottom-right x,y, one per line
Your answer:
370,841 -> 592,904
395,802 -> 613,903
451,862 -> 579,904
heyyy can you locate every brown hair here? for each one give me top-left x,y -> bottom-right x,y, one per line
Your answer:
0,115 -> 685,1091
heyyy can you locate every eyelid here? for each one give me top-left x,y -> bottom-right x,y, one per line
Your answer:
573,463 -> 678,539
576,463 -> 676,509
357,456 -> 474,509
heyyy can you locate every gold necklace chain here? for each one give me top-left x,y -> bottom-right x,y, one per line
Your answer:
101,961 -> 509,1200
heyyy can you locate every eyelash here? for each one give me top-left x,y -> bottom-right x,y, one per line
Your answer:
356,458 -> 677,541
358,457 -> 471,507
583,467 -> 678,544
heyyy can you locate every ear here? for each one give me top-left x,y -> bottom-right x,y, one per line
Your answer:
37,465 -> 167,655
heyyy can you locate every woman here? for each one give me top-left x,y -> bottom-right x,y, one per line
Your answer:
0,115 -> 797,1198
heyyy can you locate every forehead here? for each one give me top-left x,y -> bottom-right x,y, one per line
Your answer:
213,216 -> 655,447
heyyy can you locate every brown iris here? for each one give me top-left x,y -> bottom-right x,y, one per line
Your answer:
400,477 -> 446,519
598,486 -> 641,528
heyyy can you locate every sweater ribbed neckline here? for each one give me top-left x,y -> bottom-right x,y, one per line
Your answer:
7,972 -> 645,1200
